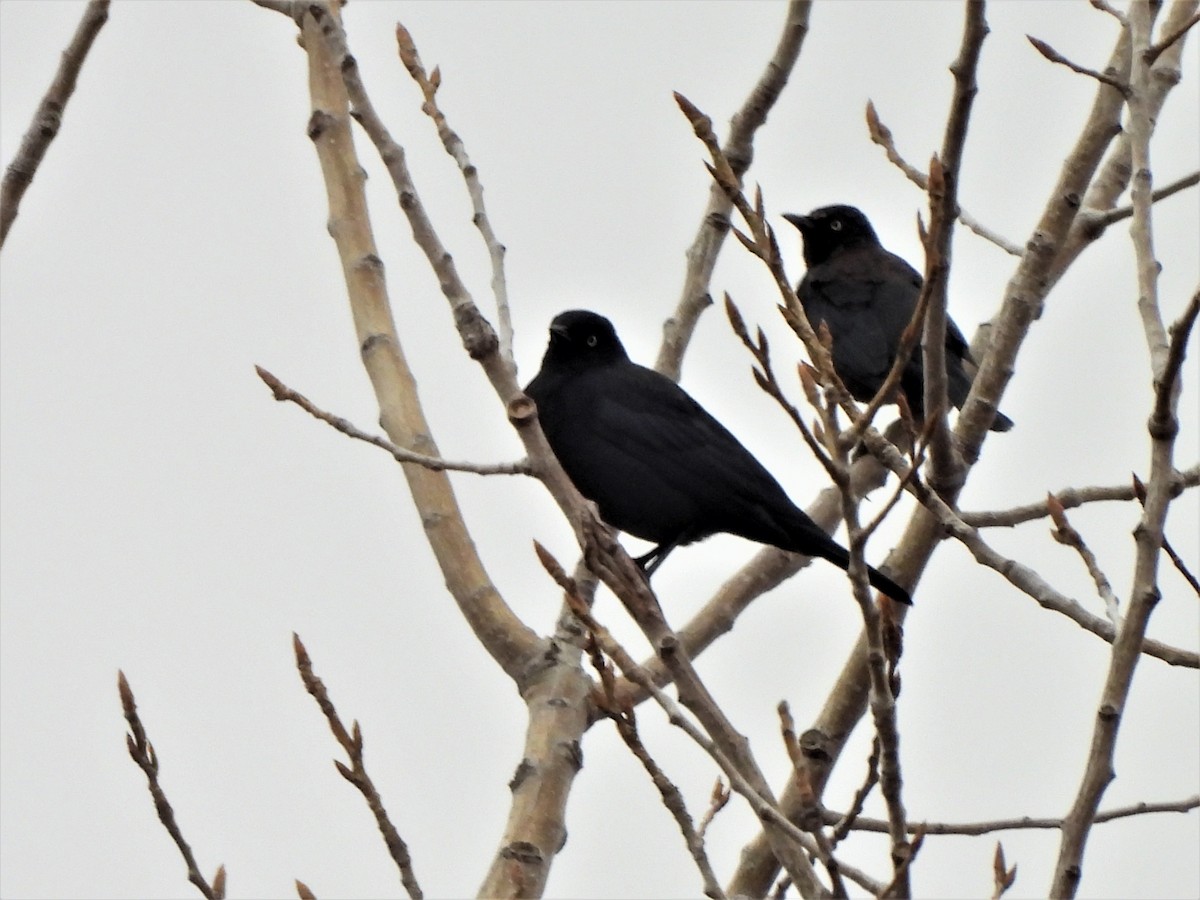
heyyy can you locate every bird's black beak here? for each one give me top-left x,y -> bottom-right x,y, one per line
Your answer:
782,212 -> 811,232
549,322 -> 570,342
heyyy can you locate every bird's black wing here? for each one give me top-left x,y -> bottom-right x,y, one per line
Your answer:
800,248 -> 923,401
543,362 -> 800,549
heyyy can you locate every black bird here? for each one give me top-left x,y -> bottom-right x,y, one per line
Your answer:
783,205 -> 1013,432
525,310 -> 911,605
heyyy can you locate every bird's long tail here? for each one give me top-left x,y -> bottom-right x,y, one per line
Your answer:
810,536 -> 912,605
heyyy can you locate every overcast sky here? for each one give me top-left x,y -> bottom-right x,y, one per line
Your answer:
1,2 -> 1197,898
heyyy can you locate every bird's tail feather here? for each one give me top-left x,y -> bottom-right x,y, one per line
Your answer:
807,533 -> 913,605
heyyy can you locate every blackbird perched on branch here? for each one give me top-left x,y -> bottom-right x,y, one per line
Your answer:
784,204 -> 1013,433
525,309 -> 912,605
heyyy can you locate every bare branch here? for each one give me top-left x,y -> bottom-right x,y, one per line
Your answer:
1134,472 -> 1200,596
1026,34 -> 1130,95
1145,10 -> 1200,63
724,294 -> 837,479
541,540 -> 829,897
1052,0 -> 1194,285
1085,169 -> 1200,231
1088,0 -> 1127,26
697,779 -> 732,844
0,0 -> 110,250
293,635 -> 423,898
118,672 -> 222,900
961,465 -> 1200,527
865,101 -> 1022,256
581,628 -> 726,900
656,0 -> 811,380
255,366 -> 531,476
394,24 -> 514,373
992,843 -> 1018,900
254,0 -> 541,680
1151,290 -> 1199,438
1047,494 -> 1123,625
824,794 -> 1200,835
829,738 -> 880,848
1052,8 -> 1191,892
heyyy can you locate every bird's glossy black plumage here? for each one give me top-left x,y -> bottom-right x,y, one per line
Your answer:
784,205 -> 1013,432
525,309 -> 911,605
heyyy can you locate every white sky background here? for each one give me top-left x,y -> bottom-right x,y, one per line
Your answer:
1,1 -> 1197,898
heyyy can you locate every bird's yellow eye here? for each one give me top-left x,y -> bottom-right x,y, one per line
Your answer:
586,335 -> 599,347
830,219 -> 843,231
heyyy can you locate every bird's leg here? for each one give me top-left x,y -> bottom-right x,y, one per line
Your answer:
634,538 -> 682,578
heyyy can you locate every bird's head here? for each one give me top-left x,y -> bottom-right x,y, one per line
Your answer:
542,309 -> 629,369
783,205 -> 879,268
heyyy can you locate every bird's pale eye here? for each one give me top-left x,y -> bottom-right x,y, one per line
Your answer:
586,335 -> 599,348
830,219 -> 843,231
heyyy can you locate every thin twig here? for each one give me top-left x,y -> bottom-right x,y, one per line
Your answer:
1027,34 -> 1130,95
293,635 -> 424,899
865,101 -> 1022,256
1152,290 -> 1199,437
1047,494 -> 1123,625
656,0 -> 811,380
394,24 -> 514,374
830,738 -> 881,847
823,794 -> 1200,835
1088,0 -> 1127,25
1085,170 -> 1200,231
118,672 -> 222,900
255,366 -> 531,475
724,294 -> 836,479
1133,473 -> 1200,597
1145,10 -> 1200,63
0,0 -> 110,249
961,465 -> 1200,527
991,843 -> 1018,899
583,632 -> 726,900
540,536 -> 831,897
1052,6 -> 1187,892
697,779 -> 732,843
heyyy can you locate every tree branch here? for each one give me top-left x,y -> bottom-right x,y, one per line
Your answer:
119,672 -> 224,900
252,0 -> 541,683
824,794 -> 1200,835
292,635 -> 423,899
393,23 -> 515,374
0,0 -> 110,250
961,464 -> 1200,527
1026,34 -> 1130,95
865,100 -> 1022,256
656,0 -> 811,380
1051,6 -> 1191,892
255,366 -> 531,476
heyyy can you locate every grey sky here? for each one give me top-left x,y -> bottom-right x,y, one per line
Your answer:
1,2 -> 1197,898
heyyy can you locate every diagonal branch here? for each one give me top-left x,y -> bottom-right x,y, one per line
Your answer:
293,635 -> 423,899
256,366 -> 531,476
0,0 -> 110,250
1027,34 -> 1130,95
118,672 -> 224,900
1086,169 -> 1200,231
251,0 -> 541,682
865,101 -> 1022,256
394,24 -> 515,374
656,0 -> 812,380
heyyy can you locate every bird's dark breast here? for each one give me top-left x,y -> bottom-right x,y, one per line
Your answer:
531,368 -> 709,545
